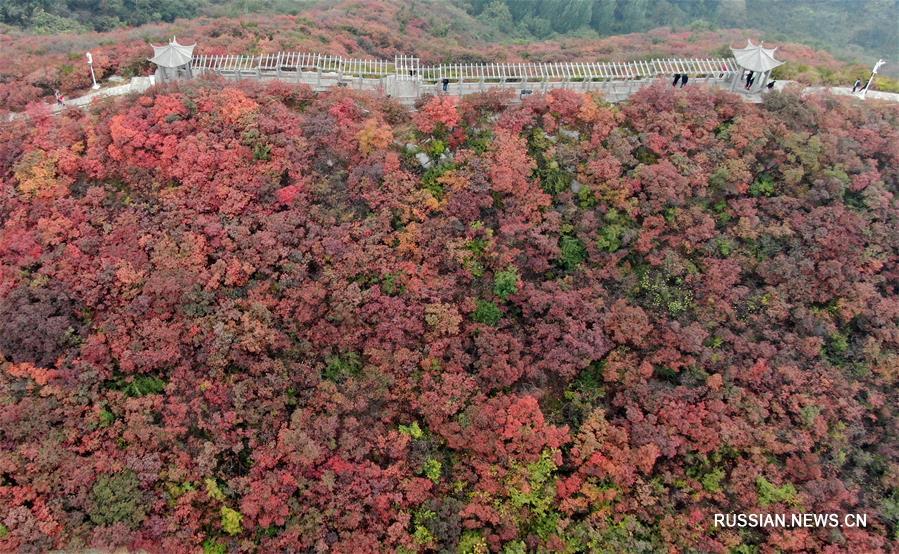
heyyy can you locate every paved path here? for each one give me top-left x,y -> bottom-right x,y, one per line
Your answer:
6,66 -> 897,123
802,86 -> 899,102
190,53 -> 743,105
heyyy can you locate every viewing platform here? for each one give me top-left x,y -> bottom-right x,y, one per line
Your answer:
187,52 -> 743,104
13,41 -> 840,122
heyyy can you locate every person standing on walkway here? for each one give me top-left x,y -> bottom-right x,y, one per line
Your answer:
54,89 -> 64,105
852,79 -> 862,93
745,71 -> 754,88
672,73 -> 681,87
680,74 -> 688,87
442,78 -> 449,92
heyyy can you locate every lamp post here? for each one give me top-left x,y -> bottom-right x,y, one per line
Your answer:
87,52 -> 100,90
859,59 -> 886,99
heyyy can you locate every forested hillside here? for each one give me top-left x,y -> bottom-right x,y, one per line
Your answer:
4,0 -> 894,75
0,0 -> 199,32
457,0 -> 897,66
1,77 -> 897,551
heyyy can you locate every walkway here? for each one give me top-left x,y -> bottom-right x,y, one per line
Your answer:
190,53 -> 741,104
802,85 -> 899,102
7,53 -> 898,122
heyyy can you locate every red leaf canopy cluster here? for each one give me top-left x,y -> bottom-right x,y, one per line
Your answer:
0,80 -> 897,553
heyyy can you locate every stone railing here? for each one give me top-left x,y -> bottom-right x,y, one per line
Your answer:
189,53 -> 741,104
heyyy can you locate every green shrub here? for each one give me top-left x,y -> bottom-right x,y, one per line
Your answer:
712,200 -> 732,224
638,270 -> 693,316
824,331 -> 851,365
828,331 -> 849,353
750,174 -> 775,197
493,267 -> 519,300
167,480 -> 197,501
429,139 -> 447,156
574,514 -> 663,553
205,478 -> 226,501
98,407 -> 116,427
221,506 -> 243,535
540,161 -> 571,194
701,468 -> 726,493
253,143 -> 272,161
89,471 -> 146,528
466,128 -> 494,154
399,421 -> 424,439
472,300 -> 502,326
756,476 -> 797,506
597,208 -> 632,253
458,531 -> 488,553
421,458 -> 442,483
560,361 -> 607,427
716,237 -> 733,257
379,272 -> 403,296
412,508 -> 437,545
116,375 -> 167,397
881,490 -> 899,540
421,163 -> 455,200
800,405 -> 821,427
843,188 -> 867,210
465,236 -> 488,256
507,450 -> 561,539
577,184 -> 597,208
323,352 -> 363,382
597,223 -> 625,253
559,235 -> 586,270
502,540 -> 527,554
413,523 -> 434,545
203,539 -> 227,554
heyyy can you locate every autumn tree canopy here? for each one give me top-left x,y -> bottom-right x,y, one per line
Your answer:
0,78 -> 897,553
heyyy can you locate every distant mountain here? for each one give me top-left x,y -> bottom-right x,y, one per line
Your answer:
456,0 -> 898,73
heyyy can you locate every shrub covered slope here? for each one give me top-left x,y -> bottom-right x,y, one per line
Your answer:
0,81 -> 897,552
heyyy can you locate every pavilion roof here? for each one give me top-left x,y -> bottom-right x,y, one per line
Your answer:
730,39 -> 784,72
149,37 -> 195,68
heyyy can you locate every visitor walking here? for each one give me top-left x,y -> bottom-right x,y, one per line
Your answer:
852,79 -> 862,93
680,74 -> 688,87
672,73 -> 681,87
53,89 -> 64,105
745,71 -> 754,88
442,78 -> 449,92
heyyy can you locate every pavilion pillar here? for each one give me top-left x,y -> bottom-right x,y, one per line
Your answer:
752,70 -> 769,92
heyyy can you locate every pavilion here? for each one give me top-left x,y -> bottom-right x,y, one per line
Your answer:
730,39 -> 784,93
149,37 -> 196,83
